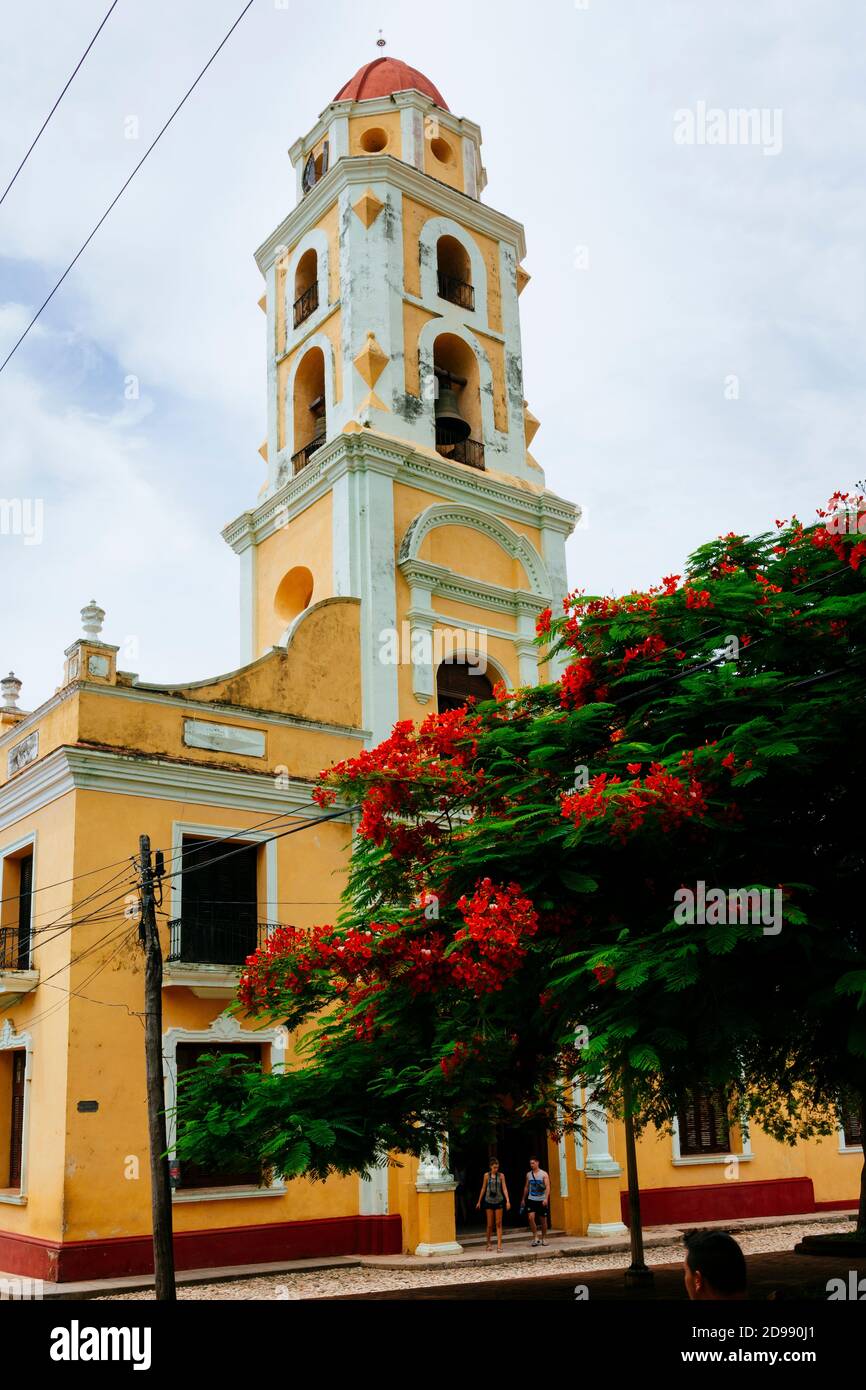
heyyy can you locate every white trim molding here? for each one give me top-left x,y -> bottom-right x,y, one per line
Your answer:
0,1018 -> 33,1204
163,1012 -> 287,1204
837,1125 -> 864,1156
418,214 -> 490,330
399,501 -> 552,700
169,818 -> 278,926
283,227 -> 332,356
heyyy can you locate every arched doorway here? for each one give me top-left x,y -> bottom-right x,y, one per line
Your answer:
436,657 -> 494,713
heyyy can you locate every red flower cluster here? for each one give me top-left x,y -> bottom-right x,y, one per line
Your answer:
314,707 -> 485,857
685,586 -> 714,610
239,878 -> 540,1034
561,763 -> 708,840
621,633 -> 667,668
451,879 -> 540,994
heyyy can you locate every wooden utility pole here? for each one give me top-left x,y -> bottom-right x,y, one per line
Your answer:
623,1068 -> 654,1288
138,833 -> 176,1301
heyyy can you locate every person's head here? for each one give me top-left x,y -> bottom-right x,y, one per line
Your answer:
683,1230 -> 747,1300
489,1157 -> 500,1172
529,1156 -> 540,1172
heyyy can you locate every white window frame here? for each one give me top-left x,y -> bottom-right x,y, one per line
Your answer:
0,831 -> 37,970
170,820 -> 278,926
671,1109 -> 753,1167
838,1123 -> 863,1156
163,1012 -> 288,1204
0,1018 -> 33,1205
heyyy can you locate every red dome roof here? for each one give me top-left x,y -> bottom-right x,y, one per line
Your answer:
334,57 -> 449,111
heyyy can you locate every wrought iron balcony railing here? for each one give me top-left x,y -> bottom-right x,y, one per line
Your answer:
435,432 -> 485,471
291,434 -> 326,475
293,282 -> 319,328
0,927 -> 31,971
167,917 -> 271,967
437,272 -> 475,312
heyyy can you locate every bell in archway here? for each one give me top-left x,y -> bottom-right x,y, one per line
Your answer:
434,383 -> 471,442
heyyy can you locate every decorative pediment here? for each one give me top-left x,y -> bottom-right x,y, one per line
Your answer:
399,501 -> 552,599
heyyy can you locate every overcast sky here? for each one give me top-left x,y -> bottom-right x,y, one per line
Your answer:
1,0 -> 864,709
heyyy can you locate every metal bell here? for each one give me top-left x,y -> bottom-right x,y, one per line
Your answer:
434,384 -> 471,441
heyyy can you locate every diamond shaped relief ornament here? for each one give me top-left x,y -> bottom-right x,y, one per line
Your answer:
353,330 -> 389,415
352,189 -> 385,228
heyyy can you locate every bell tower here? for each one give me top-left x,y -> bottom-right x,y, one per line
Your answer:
223,54 -> 579,742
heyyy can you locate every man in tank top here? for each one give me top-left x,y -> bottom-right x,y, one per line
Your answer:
521,1155 -> 551,1246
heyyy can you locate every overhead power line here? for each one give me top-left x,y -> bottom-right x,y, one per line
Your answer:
0,0 -> 120,210
0,0 -> 256,376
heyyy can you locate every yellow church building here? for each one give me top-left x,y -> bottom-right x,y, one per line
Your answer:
0,55 -> 860,1281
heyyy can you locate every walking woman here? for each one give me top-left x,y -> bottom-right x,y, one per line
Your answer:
476,1156 -> 511,1251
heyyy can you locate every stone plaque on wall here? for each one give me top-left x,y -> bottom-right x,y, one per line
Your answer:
8,731 -> 38,777
183,719 -> 265,758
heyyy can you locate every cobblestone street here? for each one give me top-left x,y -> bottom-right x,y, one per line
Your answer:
99,1218 -> 857,1300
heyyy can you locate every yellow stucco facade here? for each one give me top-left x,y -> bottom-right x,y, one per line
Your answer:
0,56 -> 859,1283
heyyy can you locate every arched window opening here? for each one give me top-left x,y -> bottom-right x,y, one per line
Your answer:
432,333 -> 485,471
436,236 -> 474,311
436,658 -> 494,713
292,347 -> 326,475
301,141 -> 330,196
274,565 -> 314,626
293,249 -> 319,328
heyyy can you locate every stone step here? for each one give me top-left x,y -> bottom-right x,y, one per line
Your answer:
459,1227 -> 566,1249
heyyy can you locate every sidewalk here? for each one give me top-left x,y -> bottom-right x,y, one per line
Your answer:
1,1209 -> 851,1300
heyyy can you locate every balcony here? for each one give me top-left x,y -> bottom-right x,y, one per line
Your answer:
435,432 -> 485,471
437,272 -> 475,312
0,929 -> 38,998
293,282 -> 319,329
164,917 -> 271,999
291,434 -> 326,476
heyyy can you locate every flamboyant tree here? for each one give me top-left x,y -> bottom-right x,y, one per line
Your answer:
177,494 -> 866,1227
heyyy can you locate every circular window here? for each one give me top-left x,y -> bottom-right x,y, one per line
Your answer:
360,127 -> 388,153
430,137 -> 453,165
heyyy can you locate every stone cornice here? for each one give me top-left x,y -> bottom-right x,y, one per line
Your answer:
401,558 -> 549,616
222,431 -> 578,554
255,153 -> 526,274
0,744 -> 357,825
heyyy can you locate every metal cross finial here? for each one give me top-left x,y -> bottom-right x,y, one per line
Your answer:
376,29 -> 386,48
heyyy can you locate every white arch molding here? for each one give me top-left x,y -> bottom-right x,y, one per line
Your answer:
417,319 -> 499,458
418,214 -> 490,329
163,1012 -> 288,1203
283,227 -> 331,352
399,501 -> 553,702
0,1018 -> 33,1205
280,332 -> 338,487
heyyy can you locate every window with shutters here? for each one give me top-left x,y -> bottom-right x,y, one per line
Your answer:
1,1050 -> 26,1191
0,848 -> 34,971
841,1098 -> 863,1149
677,1088 -> 731,1156
436,658 -> 494,714
175,1043 -> 263,1190
170,837 -> 262,966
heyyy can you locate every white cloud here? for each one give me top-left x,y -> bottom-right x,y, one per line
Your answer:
1,0 -> 864,702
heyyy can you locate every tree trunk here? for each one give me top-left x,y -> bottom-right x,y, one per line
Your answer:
623,1069 -> 653,1286
858,1090 -> 866,1237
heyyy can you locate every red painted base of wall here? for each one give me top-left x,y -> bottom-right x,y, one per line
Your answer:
0,1214 -> 402,1283
620,1177 -> 858,1228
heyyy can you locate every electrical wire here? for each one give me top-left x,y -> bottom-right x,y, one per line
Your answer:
0,0 -> 256,375
0,0 -> 120,209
